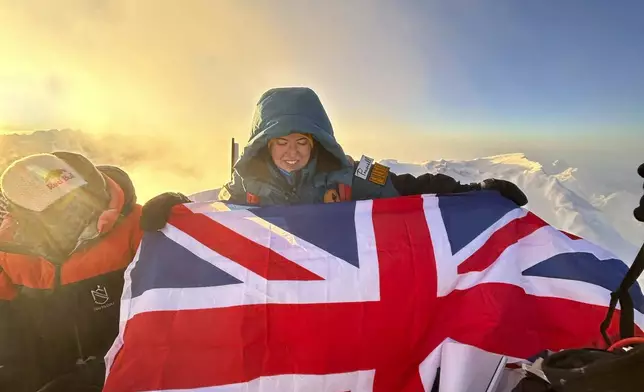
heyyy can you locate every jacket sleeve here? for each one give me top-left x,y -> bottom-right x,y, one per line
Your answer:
351,173 -> 400,201
389,172 -> 480,196
127,205 -> 144,255
349,156 -> 480,201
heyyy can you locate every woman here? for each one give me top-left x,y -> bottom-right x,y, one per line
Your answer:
140,87 -> 527,230
0,152 -> 142,392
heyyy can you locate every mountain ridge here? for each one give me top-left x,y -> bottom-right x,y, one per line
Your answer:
382,153 -> 643,262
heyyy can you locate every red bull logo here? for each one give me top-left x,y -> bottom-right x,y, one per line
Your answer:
43,169 -> 76,190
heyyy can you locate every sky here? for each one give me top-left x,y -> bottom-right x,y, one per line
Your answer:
0,0 -> 642,188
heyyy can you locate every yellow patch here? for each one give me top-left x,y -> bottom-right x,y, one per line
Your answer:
324,189 -> 341,203
368,163 -> 390,186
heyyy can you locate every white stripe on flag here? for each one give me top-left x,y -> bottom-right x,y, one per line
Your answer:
141,370 -> 376,392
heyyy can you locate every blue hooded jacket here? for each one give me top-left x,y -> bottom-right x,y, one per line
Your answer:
220,87 -> 399,205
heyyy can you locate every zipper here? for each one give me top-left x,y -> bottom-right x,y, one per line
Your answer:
54,262 -> 87,364
54,263 -> 62,287
73,323 -> 86,364
285,187 -> 299,202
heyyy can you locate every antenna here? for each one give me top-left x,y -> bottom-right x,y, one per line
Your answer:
230,138 -> 239,180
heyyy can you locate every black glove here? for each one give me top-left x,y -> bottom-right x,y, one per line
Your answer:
480,178 -> 528,207
140,192 -> 191,231
635,163 -> 644,222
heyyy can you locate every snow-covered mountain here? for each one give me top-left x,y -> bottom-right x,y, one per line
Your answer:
382,153 -> 643,263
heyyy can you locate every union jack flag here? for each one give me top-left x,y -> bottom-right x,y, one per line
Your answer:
104,191 -> 644,391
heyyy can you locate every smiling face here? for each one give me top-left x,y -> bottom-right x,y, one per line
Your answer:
269,133 -> 313,172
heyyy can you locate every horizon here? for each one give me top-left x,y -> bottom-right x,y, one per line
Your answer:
1,127 -> 642,264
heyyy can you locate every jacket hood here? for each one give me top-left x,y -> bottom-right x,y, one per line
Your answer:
0,162 -> 137,262
234,87 -> 352,180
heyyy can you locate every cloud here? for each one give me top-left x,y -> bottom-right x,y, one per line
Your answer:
0,0 -> 435,134
0,1 -> 269,133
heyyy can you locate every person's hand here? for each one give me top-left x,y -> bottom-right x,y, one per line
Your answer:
140,192 -> 191,231
635,163 -> 644,222
480,178 -> 528,207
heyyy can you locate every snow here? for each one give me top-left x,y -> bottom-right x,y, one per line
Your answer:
382,153 -> 643,264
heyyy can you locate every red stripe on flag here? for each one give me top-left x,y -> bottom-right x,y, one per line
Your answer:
560,230 -> 582,240
104,303 -> 379,391
168,205 -> 323,281
429,283 -> 643,356
458,212 -> 548,274
371,195 -> 438,392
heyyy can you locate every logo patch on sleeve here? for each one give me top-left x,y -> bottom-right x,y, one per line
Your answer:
355,155 -> 374,180
368,163 -> 390,186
